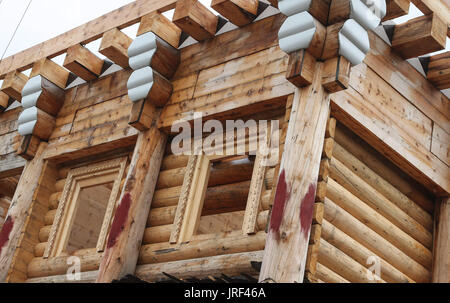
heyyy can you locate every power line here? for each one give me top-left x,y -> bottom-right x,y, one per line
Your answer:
1,0 -> 33,61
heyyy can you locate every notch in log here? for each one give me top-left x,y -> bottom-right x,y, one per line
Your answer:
99,28 -> 133,69
30,58 -> 72,89
138,12 -> 183,49
211,0 -> 259,27
322,56 -> 351,93
286,49 -> 316,87
0,70 -> 28,101
391,14 -> 447,59
173,0 -> 219,42
63,44 -> 106,81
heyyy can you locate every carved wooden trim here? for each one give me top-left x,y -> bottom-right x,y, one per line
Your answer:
44,157 -> 127,258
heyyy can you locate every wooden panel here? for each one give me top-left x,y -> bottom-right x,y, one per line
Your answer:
431,123 -> 450,167
0,0 -> 178,78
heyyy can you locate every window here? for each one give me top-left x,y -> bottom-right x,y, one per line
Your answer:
44,157 -> 127,258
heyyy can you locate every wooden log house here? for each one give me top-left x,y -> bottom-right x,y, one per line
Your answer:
0,0 -> 448,283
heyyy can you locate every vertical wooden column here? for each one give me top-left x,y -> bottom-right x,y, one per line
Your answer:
96,119 -> 167,282
0,142 -> 48,282
432,197 -> 449,283
259,62 -> 330,283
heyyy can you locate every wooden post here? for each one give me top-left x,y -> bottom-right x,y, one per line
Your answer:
96,119 -> 167,282
259,62 -> 330,283
432,197 -> 450,283
0,142 -> 48,282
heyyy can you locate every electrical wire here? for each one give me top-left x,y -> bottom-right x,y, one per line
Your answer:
0,0 -> 33,61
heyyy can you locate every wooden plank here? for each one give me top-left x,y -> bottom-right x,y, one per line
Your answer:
432,197 -> 450,283
391,14 -> 447,59
431,123 -> 450,167
63,44 -> 105,81
99,28 -> 133,69
0,142 -> 47,282
211,0 -> 259,27
0,0 -> 178,79
259,62 -> 329,283
173,0 -> 218,42
96,122 -> 167,282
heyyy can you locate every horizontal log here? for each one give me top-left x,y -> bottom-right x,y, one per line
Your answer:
334,125 -> 435,214
49,192 -> 62,210
99,28 -> 132,69
139,231 -> 266,264
333,142 -> 433,231
318,238 -> 384,283
44,209 -> 56,226
143,210 -> 269,244
28,249 -> 102,278
329,159 -> 433,251
63,44 -> 104,81
156,158 -> 255,189
34,242 -> 47,258
27,270 -> 98,283
324,198 -> 431,282
55,179 -> 66,192
161,154 -> 190,170
135,251 -> 263,282
322,220 -> 414,283
39,225 -> 52,242
315,262 -> 349,283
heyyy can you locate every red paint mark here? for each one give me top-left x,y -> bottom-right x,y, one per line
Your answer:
270,170 -> 291,238
0,216 -> 14,255
107,193 -> 132,249
299,184 -> 317,239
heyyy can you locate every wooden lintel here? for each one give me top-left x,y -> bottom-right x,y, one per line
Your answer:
286,50 -> 316,88
322,56 -> 351,93
425,51 -> 450,90
391,14 -> 447,59
128,99 -> 157,131
173,0 -> 219,42
384,0 -> 411,21
99,28 -> 133,69
0,71 -> 28,101
30,58 -> 71,89
63,44 -> 105,81
211,0 -> 259,27
137,12 -> 183,49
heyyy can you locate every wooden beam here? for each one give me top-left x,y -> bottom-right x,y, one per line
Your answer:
96,119 -> 167,282
17,135 -> 42,161
30,58 -> 71,89
128,99 -> 157,131
322,56 -> 351,93
425,51 -> 450,90
211,0 -> 259,27
137,12 -> 183,49
410,0 -> 450,32
0,0 -> 178,79
259,63 -> 330,283
0,92 -> 13,112
286,50 -> 316,88
0,142 -> 47,282
432,197 -> 450,283
173,0 -> 219,42
22,76 -> 65,117
384,0 -> 411,21
63,44 -> 105,81
391,14 -> 447,59
99,28 -> 133,69
0,71 -> 28,101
